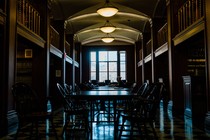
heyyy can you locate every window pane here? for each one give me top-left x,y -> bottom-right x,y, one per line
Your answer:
109,62 -> 117,71
120,62 -> 126,71
99,51 -> 107,61
91,72 -> 96,80
99,62 -> 107,71
109,51 -> 117,61
90,50 -> 127,83
91,52 -> 96,61
120,51 -> 126,61
121,72 -> 126,80
99,72 -> 107,82
91,62 -> 96,71
109,72 -> 117,82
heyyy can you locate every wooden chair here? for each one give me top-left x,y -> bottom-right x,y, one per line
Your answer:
117,82 -> 164,139
56,83 -> 90,138
11,82 -> 58,140
64,83 -> 73,95
116,82 -> 150,125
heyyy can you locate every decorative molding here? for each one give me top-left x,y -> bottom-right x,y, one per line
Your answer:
144,54 -> 151,63
50,45 -> 63,58
74,61 -> 79,68
17,23 -> 45,48
173,18 -> 205,46
154,42 -> 168,57
66,55 -> 73,64
137,60 -> 143,67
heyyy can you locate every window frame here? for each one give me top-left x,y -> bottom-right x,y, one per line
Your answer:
90,50 -> 127,82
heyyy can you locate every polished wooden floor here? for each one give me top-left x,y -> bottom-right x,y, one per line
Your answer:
1,103 -> 210,140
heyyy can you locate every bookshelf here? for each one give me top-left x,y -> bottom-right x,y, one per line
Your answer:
187,47 -> 205,76
17,0 -> 40,35
16,46 -> 33,86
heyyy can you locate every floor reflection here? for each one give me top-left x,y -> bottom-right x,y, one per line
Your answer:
1,102 -> 210,140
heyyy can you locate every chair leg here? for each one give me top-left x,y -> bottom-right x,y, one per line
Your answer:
62,121 -> 69,136
119,117 -> 126,140
62,114 -> 70,136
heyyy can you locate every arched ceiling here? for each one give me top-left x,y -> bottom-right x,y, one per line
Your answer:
49,0 -> 166,46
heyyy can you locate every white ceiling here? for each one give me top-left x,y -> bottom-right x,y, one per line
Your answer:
49,0 -> 166,45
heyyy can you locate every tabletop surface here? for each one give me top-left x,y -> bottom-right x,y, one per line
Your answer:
91,85 -> 131,91
73,90 -> 134,96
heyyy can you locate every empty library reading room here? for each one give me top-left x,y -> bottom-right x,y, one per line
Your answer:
1,0 -> 210,139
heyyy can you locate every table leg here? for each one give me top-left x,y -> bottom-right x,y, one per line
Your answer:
113,99 -> 117,139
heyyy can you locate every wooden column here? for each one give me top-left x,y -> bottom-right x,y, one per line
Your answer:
141,36 -> 145,83
204,0 -> 210,134
0,0 -> 8,136
43,0 -> 50,98
5,0 -> 17,134
150,20 -> 155,83
166,0 -> 174,111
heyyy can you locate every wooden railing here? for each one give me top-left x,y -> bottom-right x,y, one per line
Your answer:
65,41 -> 70,56
145,40 -> 151,56
157,23 -> 168,47
139,49 -> 142,61
50,26 -> 60,49
178,0 -> 203,33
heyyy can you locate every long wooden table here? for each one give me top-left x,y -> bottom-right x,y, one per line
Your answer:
70,88 -> 136,139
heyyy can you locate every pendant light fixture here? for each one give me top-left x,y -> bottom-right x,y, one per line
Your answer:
100,20 -> 116,33
101,33 -> 115,43
97,0 -> 118,17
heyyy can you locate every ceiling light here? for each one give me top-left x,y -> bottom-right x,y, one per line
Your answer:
100,20 -> 116,33
101,33 -> 114,43
97,0 -> 118,17
101,37 -> 115,43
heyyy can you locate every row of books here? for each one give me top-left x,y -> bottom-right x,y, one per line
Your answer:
17,0 -> 40,35
177,0 -> 203,32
